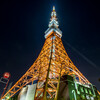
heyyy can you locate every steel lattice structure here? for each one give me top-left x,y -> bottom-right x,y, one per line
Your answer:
1,6 -> 94,100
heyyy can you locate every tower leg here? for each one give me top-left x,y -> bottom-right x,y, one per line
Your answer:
43,35 -> 54,100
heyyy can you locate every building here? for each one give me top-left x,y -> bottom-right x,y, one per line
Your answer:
58,75 -> 100,100
8,75 -> 100,100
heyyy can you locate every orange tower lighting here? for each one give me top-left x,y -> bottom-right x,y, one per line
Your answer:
1,6 -> 96,100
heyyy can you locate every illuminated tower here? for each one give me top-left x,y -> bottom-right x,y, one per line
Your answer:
1,6 -> 100,100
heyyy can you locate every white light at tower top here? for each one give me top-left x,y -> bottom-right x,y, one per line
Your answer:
53,6 -> 55,11
45,6 -> 62,38
49,6 -> 58,28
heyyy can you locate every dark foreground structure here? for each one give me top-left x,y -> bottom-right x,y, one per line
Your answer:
9,75 -> 100,100
58,75 -> 100,100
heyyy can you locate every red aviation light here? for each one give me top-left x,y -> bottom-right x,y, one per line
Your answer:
3,72 -> 10,79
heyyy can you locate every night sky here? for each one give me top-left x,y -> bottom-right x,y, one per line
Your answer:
0,0 -> 100,95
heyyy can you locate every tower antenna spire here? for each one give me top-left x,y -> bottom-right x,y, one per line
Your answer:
51,6 -> 56,18
53,6 -> 55,11
45,6 -> 62,38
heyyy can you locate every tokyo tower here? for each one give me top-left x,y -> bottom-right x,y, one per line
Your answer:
1,6 -> 100,100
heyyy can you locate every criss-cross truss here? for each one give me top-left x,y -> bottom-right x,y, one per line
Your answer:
1,6 -> 92,100
1,33 -> 90,100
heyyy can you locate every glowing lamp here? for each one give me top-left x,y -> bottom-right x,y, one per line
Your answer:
3,72 -> 10,79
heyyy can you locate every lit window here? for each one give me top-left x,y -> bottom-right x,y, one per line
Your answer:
90,97 -> 94,100
80,87 -> 84,92
89,89 -> 92,95
86,95 -> 90,99
84,88 -> 88,94
81,94 -> 85,99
